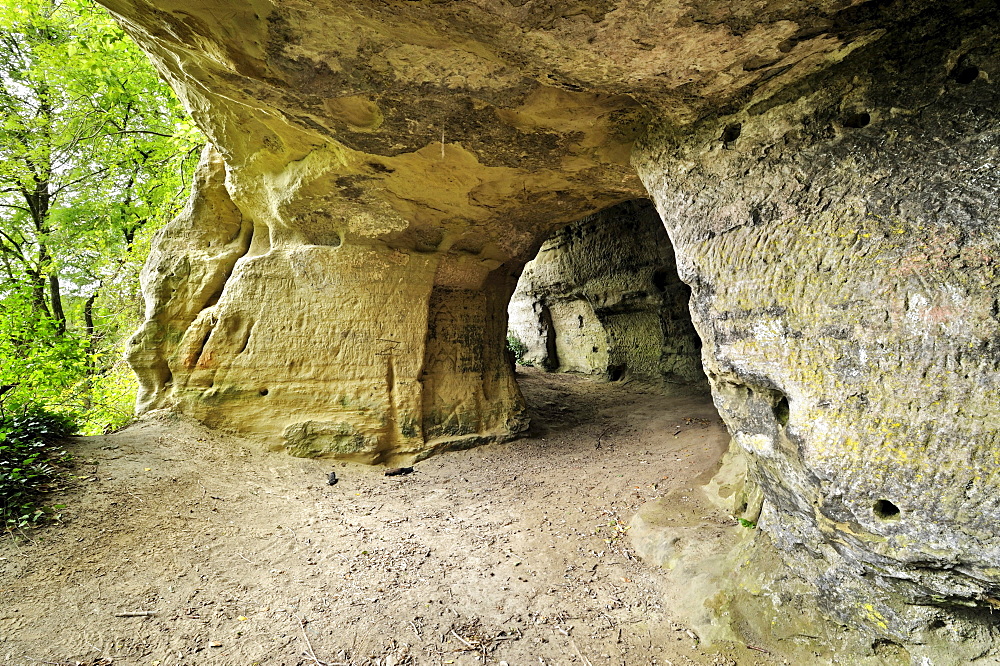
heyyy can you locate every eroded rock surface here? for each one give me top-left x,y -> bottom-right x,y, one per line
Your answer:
508,199 -> 704,387
101,0 -> 1000,659
103,0 -> 898,461
635,6 -> 1000,661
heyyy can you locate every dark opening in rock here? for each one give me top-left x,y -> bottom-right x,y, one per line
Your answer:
652,268 -> 669,293
842,112 -> 871,128
951,64 -> 979,84
773,396 -> 790,426
874,499 -> 900,520
608,364 -> 627,381
259,388 -> 269,396
721,123 -> 742,144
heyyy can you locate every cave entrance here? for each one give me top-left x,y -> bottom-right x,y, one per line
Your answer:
507,199 -> 707,390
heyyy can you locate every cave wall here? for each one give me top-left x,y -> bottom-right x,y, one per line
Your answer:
508,199 -> 704,387
634,5 -> 1000,659
128,142 -> 530,463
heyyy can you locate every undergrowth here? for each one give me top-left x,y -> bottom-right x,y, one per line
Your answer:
0,407 -> 77,531
506,333 -> 532,366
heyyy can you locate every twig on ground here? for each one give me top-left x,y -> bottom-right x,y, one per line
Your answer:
299,616 -> 327,666
450,629 -> 476,650
570,637 -> 593,666
746,644 -> 771,654
410,620 -> 422,640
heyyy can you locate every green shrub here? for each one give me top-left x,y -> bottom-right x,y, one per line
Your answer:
0,407 -> 76,531
506,333 -> 532,366
78,358 -> 138,435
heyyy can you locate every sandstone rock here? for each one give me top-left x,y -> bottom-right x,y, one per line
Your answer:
508,199 -> 704,387
634,6 -> 1000,659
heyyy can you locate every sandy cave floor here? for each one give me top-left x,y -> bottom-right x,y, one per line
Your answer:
0,368 -> 781,666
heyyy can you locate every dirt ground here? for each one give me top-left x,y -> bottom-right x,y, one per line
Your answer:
0,369 -> 781,666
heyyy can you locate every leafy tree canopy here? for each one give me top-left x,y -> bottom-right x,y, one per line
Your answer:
0,0 -> 201,430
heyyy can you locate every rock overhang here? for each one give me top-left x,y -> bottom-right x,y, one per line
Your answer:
103,0 -> 1000,659
96,0 -> 916,255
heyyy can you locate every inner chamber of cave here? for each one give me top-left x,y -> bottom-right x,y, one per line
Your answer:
507,199 -> 706,391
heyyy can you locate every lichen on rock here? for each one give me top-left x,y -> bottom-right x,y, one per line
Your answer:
634,5 -> 1000,659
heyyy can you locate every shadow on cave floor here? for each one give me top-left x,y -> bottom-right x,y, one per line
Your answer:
0,372 -> 755,666
518,365 -> 718,445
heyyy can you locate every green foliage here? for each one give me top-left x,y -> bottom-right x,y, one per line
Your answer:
0,0 -> 201,435
0,406 -> 76,530
77,356 -> 138,435
506,333 -> 532,366
0,285 -> 89,411
738,517 -> 757,529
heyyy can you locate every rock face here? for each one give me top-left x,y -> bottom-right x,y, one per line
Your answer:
634,6 -> 1000,660
101,0 -> 1000,659
508,199 -> 704,387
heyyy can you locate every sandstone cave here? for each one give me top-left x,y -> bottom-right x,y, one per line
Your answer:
19,0 -> 1000,663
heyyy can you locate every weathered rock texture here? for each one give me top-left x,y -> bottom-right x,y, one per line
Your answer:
105,0 -> 899,461
508,199 -> 704,387
634,5 -> 1000,662
102,0 -> 1000,659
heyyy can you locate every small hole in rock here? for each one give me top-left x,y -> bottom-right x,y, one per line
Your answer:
842,112 -> 871,128
259,389 -> 269,396
721,123 -> 742,144
873,499 -> 900,520
951,65 -> 979,85
773,396 -> 790,426
608,365 -> 626,381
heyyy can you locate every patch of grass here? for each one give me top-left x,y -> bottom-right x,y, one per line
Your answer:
737,517 -> 757,529
0,407 -> 76,531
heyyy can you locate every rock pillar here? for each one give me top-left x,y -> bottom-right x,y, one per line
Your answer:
128,147 -> 537,463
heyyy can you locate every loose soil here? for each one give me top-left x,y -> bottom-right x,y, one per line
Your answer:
0,369 -> 779,666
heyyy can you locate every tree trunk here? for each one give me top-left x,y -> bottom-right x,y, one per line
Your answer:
84,290 -> 98,371
47,270 -> 65,332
